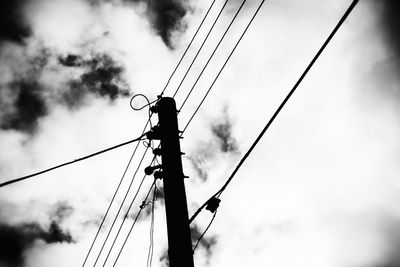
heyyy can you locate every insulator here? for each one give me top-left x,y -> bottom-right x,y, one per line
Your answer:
153,148 -> 162,156
154,171 -> 163,180
144,165 -> 162,175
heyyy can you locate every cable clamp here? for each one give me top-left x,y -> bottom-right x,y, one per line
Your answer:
206,196 -> 221,213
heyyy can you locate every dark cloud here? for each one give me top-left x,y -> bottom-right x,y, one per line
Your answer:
0,221 -> 73,267
0,0 -> 31,44
190,223 -> 217,260
188,148 -> 212,182
0,52 -> 130,134
49,201 -> 74,223
188,113 -> 239,182
59,53 -> 130,107
0,80 -> 48,133
58,54 -> 83,68
369,217 -> 400,267
211,117 -> 239,154
159,249 -> 169,267
378,0 -> 400,65
124,0 -> 189,48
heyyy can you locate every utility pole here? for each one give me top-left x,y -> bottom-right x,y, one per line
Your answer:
152,97 -> 194,267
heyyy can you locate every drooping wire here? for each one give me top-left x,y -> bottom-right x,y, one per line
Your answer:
130,94 -> 160,130
192,210 -> 218,253
160,0 -> 218,97
188,0 -> 360,224
112,180 -> 156,267
101,158 -> 157,266
171,0 -> 229,98
147,182 -> 158,267
177,0 -> 247,113
180,0 -> 264,135
92,146 -> 151,267
130,94 -> 158,111
0,134 -> 145,189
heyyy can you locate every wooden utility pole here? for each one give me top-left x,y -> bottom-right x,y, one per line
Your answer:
155,97 -> 194,267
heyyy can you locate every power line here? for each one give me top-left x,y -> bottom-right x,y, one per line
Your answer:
171,0 -> 229,98
0,135 -> 145,189
189,0 -> 360,224
161,0 -> 218,97
180,0 -> 265,134
146,183 -> 157,267
83,1 -> 222,263
82,128 -> 149,267
192,210 -> 218,252
92,146 -> 151,267
178,0 -> 247,113
112,180 -> 156,267
101,158 -> 157,266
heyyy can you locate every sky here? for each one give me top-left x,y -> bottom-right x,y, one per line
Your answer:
0,0 -> 399,266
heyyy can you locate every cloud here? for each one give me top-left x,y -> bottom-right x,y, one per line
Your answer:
159,248 -> 169,267
0,221 -> 73,267
0,49 -> 130,134
190,223 -> 217,262
378,0 -> 400,66
123,0 -> 190,48
0,0 -> 31,44
0,79 -> 48,133
210,113 -> 239,154
59,53 -> 131,108
187,110 -> 239,182
49,201 -> 74,223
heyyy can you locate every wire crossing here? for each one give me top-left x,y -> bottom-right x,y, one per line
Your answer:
189,0 -> 360,224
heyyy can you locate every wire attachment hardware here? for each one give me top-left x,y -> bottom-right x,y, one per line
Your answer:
152,148 -> 163,156
144,165 -> 162,175
154,171 -> 163,180
206,196 -> 221,213
146,126 -> 161,140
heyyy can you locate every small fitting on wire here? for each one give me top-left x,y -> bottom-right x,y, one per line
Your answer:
206,196 -> 221,213
146,125 -> 161,140
153,148 -> 162,156
144,165 -> 162,175
154,171 -> 163,180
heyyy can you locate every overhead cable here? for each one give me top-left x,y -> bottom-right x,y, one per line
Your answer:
188,0 -> 360,224
101,158 -> 157,266
112,180 -> 156,267
0,134 -> 145,189
192,210 -> 218,253
178,0 -> 247,113
180,0 -> 263,134
171,0 -> 230,98
161,0 -> 218,97
92,147 -> 151,267
84,0 -> 221,263
82,124 -> 149,267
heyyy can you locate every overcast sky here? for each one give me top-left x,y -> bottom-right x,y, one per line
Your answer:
0,0 -> 399,266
